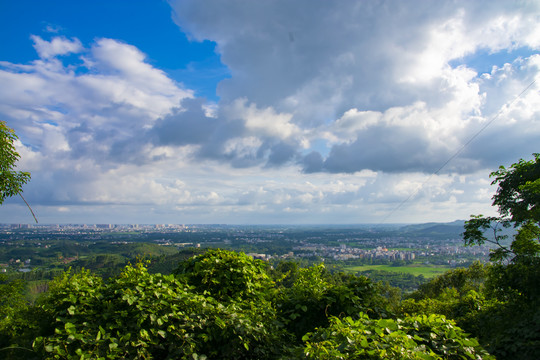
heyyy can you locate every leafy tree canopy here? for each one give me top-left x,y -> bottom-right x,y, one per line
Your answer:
463,154 -> 540,263
174,249 -> 274,302
0,121 -> 30,205
0,249 -> 498,360
301,313 -> 493,360
444,154 -> 540,359
491,153 -> 540,224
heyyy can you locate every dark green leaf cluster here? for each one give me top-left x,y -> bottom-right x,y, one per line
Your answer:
399,264 -> 489,330
174,249 -> 273,302
26,262 -> 286,359
490,153 -> 540,224
275,264 -> 388,339
301,313 -> 493,359
463,154 -> 540,263
0,249 -> 494,359
453,154 -> 540,358
0,274 -> 28,349
0,121 -> 30,204
402,260 -> 540,359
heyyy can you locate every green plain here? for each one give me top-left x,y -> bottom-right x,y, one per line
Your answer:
343,264 -> 450,278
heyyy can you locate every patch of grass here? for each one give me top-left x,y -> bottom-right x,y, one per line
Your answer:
343,264 -> 450,278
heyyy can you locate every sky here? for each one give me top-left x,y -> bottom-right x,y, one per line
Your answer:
0,0 -> 539,225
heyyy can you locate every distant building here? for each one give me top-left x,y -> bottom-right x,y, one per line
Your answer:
247,253 -> 268,260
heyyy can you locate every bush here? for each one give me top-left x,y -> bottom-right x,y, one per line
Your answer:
175,249 -> 273,302
300,313 -> 494,359
32,262 -> 287,359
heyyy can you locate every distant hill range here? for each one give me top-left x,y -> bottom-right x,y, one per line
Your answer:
397,220 -> 467,239
394,219 -> 516,241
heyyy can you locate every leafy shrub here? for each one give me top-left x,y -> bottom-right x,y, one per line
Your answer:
300,313 -> 494,359
175,249 -> 273,302
276,264 -> 385,340
32,262 -> 287,359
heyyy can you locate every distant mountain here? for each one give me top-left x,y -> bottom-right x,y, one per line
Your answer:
397,220 -> 466,239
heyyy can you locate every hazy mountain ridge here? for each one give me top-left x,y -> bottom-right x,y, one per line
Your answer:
397,220 -> 467,238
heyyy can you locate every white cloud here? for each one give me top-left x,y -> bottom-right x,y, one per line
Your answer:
169,0 -> 539,178
223,136 -> 262,160
308,54 -> 539,175
2,1 -> 540,224
31,35 -> 83,59
171,1 -> 539,116
1,36 -> 193,164
224,98 -> 299,139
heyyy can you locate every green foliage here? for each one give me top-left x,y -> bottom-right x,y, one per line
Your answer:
0,274 -> 29,353
276,264 -> 387,340
0,274 -> 53,359
464,154 -> 540,263
300,312 -> 493,359
0,250 -> 498,359
458,155 -> 540,358
0,274 -> 26,323
29,261 -> 287,359
402,261 -> 540,360
406,262 -> 487,301
175,249 -> 273,302
465,297 -> 540,360
509,221 -> 540,261
490,153 -> 540,224
354,269 -> 427,292
147,248 -> 205,275
484,257 -> 540,303
399,263 -> 488,339
473,258 -> 540,359
0,121 -> 31,205
269,260 -> 299,288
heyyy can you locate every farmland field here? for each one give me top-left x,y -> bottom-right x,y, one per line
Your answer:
343,264 -> 450,278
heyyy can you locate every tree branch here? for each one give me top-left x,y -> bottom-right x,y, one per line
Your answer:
18,192 -> 38,223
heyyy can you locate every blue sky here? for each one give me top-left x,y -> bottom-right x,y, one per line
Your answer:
0,0 -> 539,224
0,0 -> 228,101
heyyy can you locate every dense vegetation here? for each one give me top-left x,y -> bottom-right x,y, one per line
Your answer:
1,127 -> 538,359
1,249 -> 495,359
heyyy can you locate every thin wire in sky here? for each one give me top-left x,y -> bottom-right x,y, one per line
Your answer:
379,78 -> 538,224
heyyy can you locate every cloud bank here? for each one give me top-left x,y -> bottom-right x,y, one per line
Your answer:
1,0 -> 539,223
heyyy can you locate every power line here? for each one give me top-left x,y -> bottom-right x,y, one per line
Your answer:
379,78 -> 537,224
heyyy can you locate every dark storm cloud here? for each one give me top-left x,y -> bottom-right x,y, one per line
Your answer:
266,141 -> 298,167
322,125 -> 440,174
301,151 -> 324,173
151,98 -> 217,146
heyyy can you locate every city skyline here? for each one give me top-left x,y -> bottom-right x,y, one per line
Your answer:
1,0 -> 539,224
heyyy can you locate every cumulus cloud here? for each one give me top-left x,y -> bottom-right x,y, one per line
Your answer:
223,98 -> 299,140
31,35 -> 83,59
2,0 -> 540,223
1,36 -> 193,166
0,35 -> 198,220
171,0 -> 540,176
